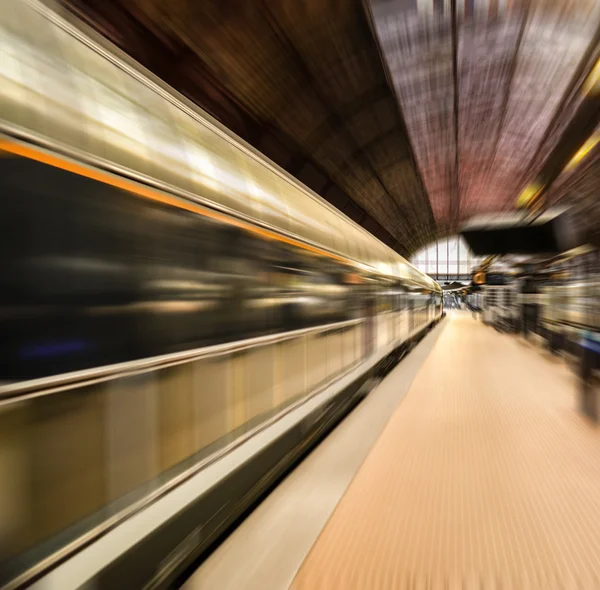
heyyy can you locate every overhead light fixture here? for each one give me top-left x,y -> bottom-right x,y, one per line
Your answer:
516,181 -> 545,210
582,57 -> 600,96
565,134 -> 600,171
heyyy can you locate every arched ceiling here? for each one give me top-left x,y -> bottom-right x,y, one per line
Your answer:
370,0 -> 600,227
61,0 -> 600,256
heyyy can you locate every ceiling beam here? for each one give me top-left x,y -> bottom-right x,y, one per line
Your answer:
450,0 -> 460,231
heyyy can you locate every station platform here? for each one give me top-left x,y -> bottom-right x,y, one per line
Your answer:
185,312 -> 600,590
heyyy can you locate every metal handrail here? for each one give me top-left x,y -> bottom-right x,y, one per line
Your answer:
0,317 -> 364,403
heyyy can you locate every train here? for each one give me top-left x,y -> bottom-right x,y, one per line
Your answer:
0,0 -> 442,588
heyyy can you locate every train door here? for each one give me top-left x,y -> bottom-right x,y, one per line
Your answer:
376,289 -> 388,349
400,290 -> 407,340
363,290 -> 376,358
394,288 -> 402,342
428,293 -> 432,324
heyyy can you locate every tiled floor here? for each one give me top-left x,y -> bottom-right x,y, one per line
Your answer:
292,312 -> 600,589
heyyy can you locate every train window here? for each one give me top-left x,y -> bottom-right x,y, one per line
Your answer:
237,156 -> 290,230
174,110 -> 257,220
134,88 -> 194,191
67,37 -> 156,177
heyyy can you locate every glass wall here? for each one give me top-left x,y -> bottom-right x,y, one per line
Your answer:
410,235 -> 484,281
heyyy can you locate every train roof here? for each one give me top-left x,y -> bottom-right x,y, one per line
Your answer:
0,0 -> 439,293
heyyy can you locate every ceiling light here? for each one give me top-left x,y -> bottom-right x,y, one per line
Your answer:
565,134 -> 600,171
516,181 -> 545,210
582,57 -> 600,96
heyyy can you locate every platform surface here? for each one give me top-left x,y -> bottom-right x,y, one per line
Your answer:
292,312 -> 600,590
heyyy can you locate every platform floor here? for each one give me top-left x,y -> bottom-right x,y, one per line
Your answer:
291,312 -> 600,590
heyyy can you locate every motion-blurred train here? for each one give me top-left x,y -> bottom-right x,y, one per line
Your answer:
0,1 -> 442,588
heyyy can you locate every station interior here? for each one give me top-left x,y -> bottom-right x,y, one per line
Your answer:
3,1 -> 600,589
